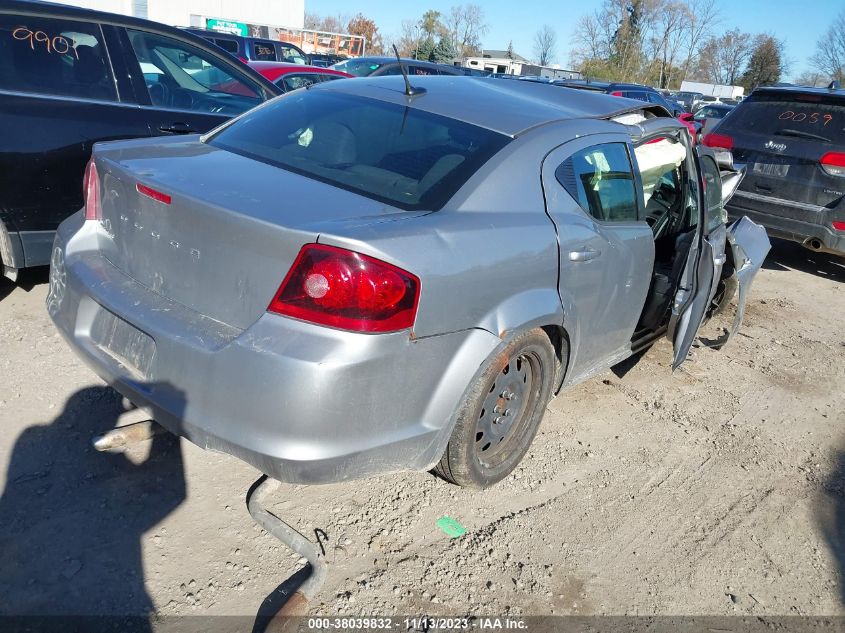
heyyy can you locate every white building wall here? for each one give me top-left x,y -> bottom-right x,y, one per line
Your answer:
46,0 -> 305,29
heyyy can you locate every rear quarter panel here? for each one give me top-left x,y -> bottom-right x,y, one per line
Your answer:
317,123 -> 584,341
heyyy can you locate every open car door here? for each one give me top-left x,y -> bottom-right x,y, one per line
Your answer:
668,147 -> 770,369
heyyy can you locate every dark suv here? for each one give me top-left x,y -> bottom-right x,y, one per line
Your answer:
704,85 -> 845,256
554,80 -> 685,115
0,1 -> 280,279
183,28 -> 308,65
331,56 -> 464,77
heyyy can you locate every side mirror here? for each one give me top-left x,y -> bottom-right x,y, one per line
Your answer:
678,112 -> 694,122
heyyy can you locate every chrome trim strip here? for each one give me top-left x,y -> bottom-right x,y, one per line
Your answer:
733,189 -> 825,214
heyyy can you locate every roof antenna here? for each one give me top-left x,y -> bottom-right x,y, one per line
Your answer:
392,44 -> 425,97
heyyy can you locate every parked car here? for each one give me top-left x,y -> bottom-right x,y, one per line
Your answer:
247,61 -> 352,92
331,56 -> 464,77
0,0 -> 280,280
556,80 -> 683,112
693,103 -> 735,135
307,53 -> 347,68
183,27 -> 308,65
554,80 -> 699,140
704,84 -> 845,256
48,77 -> 769,488
671,91 -> 704,111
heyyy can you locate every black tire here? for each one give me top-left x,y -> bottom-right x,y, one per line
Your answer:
434,328 -> 559,489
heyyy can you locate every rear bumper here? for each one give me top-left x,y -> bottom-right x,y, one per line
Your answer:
727,190 -> 845,256
48,214 -> 500,483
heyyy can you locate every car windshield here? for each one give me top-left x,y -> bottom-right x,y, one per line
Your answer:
208,90 -> 510,210
717,94 -> 845,144
331,58 -> 385,77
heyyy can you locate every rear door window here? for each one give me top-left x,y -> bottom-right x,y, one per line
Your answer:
556,143 -> 639,222
279,73 -> 322,92
252,42 -> 276,61
718,94 -> 845,145
0,14 -> 117,101
278,43 -> 306,64
208,90 -> 510,210
213,38 -> 239,55
127,29 -> 262,115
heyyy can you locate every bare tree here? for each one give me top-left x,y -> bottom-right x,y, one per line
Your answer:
694,28 -> 753,85
677,0 -> 719,83
445,4 -> 488,57
570,0 -> 717,85
810,9 -> 845,83
534,24 -> 558,66
396,19 -> 423,57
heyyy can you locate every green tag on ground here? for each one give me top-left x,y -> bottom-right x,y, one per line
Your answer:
436,516 -> 466,538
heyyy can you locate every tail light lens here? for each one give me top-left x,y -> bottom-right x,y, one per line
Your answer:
832,221 -> 845,232
268,244 -> 420,333
820,152 -> 845,177
703,132 -> 733,150
83,158 -> 101,221
610,90 -> 623,97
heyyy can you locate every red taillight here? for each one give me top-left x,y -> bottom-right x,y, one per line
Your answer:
83,158 -> 101,221
611,90 -> 623,97
703,132 -> 733,150
820,152 -> 845,177
268,244 -> 420,333
833,220 -> 845,231
136,183 -> 172,204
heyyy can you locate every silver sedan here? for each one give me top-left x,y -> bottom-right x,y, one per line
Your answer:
47,76 -> 770,488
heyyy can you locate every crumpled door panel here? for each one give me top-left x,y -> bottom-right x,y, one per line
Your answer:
723,215 -> 771,340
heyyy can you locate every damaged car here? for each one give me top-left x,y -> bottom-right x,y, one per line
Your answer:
47,77 -> 770,489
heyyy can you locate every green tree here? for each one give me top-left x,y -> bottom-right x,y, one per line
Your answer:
432,37 -> 458,63
741,34 -> 784,90
413,36 -> 436,61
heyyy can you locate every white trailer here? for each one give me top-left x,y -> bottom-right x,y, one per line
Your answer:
680,81 -> 744,99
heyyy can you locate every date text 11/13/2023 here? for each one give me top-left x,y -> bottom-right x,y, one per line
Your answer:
305,617 -> 528,630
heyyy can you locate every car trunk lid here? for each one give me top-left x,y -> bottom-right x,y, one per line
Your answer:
94,137 -> 417,330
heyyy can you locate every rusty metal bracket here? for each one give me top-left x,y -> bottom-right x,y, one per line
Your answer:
247,475 -> 327,619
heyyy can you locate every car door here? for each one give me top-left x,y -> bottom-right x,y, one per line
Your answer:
119,27 -> 275,137
667,146 -> 749,368
0,11 -> 151,268
541,134 -> 655,381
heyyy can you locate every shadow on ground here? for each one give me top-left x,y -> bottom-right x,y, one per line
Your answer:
0,386 -> 186,622
763,238 -> 845,283
823,450 -> 845,607
0,266 -> 49,301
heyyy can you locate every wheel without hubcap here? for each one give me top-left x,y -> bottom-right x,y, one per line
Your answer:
434,328 -> 563,488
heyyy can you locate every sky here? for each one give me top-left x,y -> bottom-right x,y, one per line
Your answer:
305,0 -> 841,78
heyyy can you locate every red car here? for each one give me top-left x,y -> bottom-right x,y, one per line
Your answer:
247,61 -> 353,92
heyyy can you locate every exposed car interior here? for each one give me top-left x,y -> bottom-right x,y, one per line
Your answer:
634,134 -> 699,334
128,30 -> 261,115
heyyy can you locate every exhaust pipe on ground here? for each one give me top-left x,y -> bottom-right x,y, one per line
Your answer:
247,475 -> 327,621
92,419 -> 165,451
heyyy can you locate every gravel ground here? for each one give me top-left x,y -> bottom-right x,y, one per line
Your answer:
0,238 -> 843,619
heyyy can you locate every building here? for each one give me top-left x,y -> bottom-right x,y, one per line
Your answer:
45,0 -> 305,30
461,49 -> 581,80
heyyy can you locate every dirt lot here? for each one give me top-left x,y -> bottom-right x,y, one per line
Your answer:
0,238 -> 843,620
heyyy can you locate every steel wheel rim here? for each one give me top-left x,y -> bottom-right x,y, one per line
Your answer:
474,351 -> 541,467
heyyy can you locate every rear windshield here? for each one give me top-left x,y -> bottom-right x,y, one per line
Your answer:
718,93 -> 845,144
331,58 -> 385,77
208,90 -> 510,210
